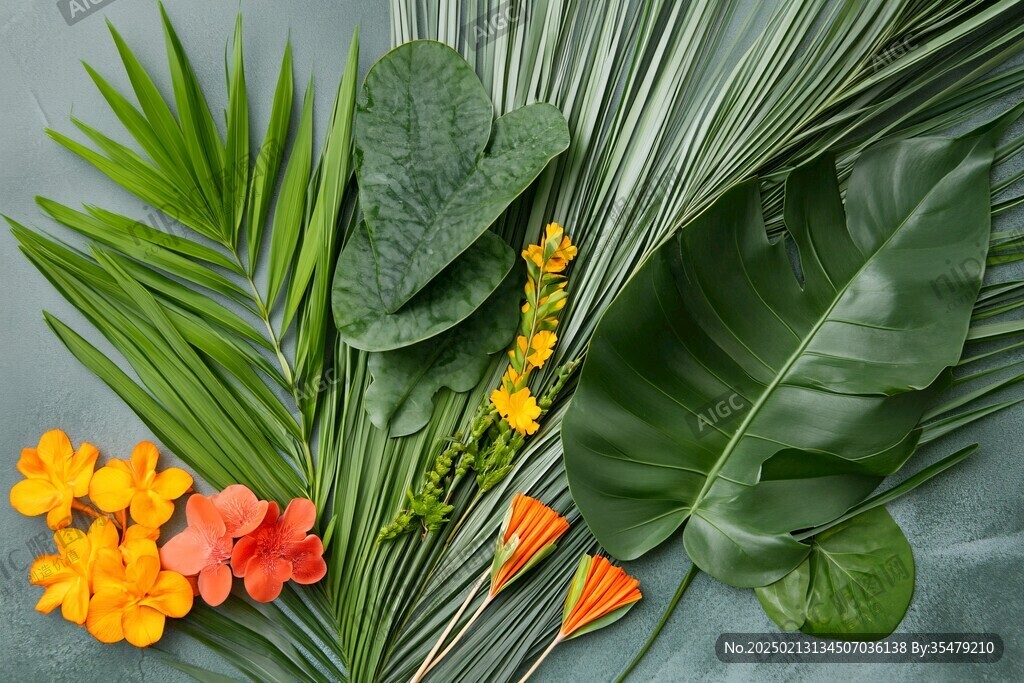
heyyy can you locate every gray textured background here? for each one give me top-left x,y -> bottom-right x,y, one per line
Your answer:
1,1 -> 1022,682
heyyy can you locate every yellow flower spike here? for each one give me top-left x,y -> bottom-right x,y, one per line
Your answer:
89,442 -> 192,528
87,547 -> 193,647
10,429 -> 100,530
29,517 -> 119,625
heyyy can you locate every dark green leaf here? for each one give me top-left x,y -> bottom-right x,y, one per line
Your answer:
563,129 -> 1000,586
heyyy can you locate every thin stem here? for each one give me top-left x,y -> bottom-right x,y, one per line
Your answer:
517,634 -> 564,683
231,251 -> 316,485
614,563 -> 701,683
423,592 -> 493,677
410,571 -> 488,683
70,499 -> 120,527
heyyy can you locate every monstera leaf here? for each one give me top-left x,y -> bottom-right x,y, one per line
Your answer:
756,507 -> 914,638
333,40 -> 570,350
562,124 -> 1003,590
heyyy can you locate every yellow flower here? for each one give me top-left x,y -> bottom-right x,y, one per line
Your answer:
89,442 -> 192,528
527,331 -> 557,368
522,245 -> 545,270
29,517 -> 119,625
490,387 -> 542,435
119,525 -> 160,565
542,222 -> 578,273
10,430 -> 99,530
87,544 -> 193,647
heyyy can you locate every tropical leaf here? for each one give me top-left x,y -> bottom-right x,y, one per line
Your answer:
562,120 -> 1007,588
332,40 -> 569,349
364,271 -> 520,435
756,507 -> 915,638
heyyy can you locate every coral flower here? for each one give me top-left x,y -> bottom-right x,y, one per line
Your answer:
10,429 -> 99,529
89,441 -> 192,527
87,545 -> 193,647
29,517 -> 118,624
160,486 -> 266,606
490,494 -> 569,597
231,498 -> 326,602
490,386 -> 542,435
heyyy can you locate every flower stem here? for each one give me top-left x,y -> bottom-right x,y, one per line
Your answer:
421,589 -> 493,679
614,563 -> 700,683
410,571 -> 488,683
71,499 -> 121,528
517,634 -> 564,683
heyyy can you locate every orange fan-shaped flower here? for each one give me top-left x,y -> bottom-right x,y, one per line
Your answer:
517,554 -> 641,682
559,554 -> 641,638
490,494 -> 569,597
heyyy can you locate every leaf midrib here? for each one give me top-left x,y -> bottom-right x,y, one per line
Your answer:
685,152 -> 972,520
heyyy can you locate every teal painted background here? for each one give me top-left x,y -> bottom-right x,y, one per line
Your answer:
1,1 -> 1022,681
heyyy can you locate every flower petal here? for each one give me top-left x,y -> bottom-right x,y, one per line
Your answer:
69,443 -> 100,497
229,535 -> 256,577
60,577 -> 90,625
242,557 -> 291,603
127,554 -> 160,595
120,539 -> 159,566
280,498 -> 317,541
87,517 -> 120,557
10,478 -> 61,517
91,548 -> 128,592
143,570 -> 195,617
211,485 -> 268,537
89,465 -> 134,513
35,582 -> 71,614
122,604 -> 165,647
123,524 -> 160,544
130,441 -> 160,480
152,468 -> 193,501
184,494 -> 225,538
287,536 -> 327,585
197,564 -> 232,607
87,589 -> 131,643
16,448 -> 47,479
159,528 -> 210,576
130,490 -> 175,528
37,430 -> 74,472
45,493 -> 74,530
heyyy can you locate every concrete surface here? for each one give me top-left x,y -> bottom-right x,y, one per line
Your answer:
1,1 -> 1022,682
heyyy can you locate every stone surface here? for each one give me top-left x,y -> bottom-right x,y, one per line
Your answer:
1,1 -> 1022,682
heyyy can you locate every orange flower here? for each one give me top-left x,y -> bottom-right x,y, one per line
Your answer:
517,554 -> 641,682
119,524 -> 160,565
10,430 -> 99,529
490,386 -> 541,435
29,517 -> 119,625
410,494 -> 569,683
560,554 -> 641,638
89,441 -> 192,527
490,494 -> 569,597
527,330 -> 557,368
86,543 -> 193,647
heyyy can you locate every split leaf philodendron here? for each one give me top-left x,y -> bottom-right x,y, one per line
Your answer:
563,112 -> 1016,634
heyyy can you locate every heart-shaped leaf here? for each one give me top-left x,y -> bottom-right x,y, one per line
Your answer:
563,125 -> 1001,588
756,507 -> 914,639
364,270 -> 520,435
346,40 -> 569,313
333,225 -> 513,351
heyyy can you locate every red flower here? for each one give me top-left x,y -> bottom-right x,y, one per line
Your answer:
230,498 -> 326,602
